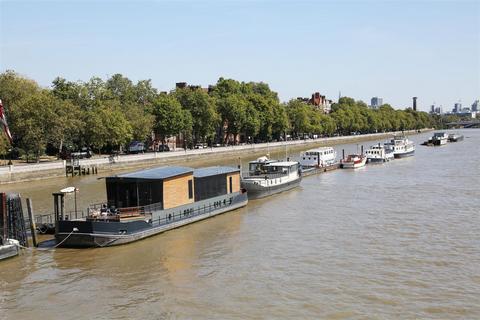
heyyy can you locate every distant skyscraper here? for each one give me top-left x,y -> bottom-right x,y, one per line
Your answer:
412,97 -> 417,111
472,100 -> 479,112
430,105 -> 435,113
370,97 -> 383,109
453,102 -> 462,113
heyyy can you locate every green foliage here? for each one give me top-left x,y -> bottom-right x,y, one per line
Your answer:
85,102 -> 133,152
0,70 -> 437,158
152,94 -> 191,141
174,87 -> 219,143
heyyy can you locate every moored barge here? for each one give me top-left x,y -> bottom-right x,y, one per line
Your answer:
365,143 -> 394,163
385,135 -> 415,158
299,147 -> 340,176
241,157 -> 302,199
55,166 -> 248,247
448,133 -> 464,142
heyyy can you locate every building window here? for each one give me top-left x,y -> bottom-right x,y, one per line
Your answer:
229,176 -> 233,193
188,180 -> 193,199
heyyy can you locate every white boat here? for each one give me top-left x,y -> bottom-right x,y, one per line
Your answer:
299,147 -> 337,168
385,135 -> 415,158
431,132 -> 448,145
60,187 -> 76,193
340,154 -> 367,169
366,143 -> 394,163
241,157 -> 302,199
0,239 -> 19,261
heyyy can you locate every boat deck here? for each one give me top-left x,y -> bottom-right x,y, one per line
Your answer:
301,163 -> 340,177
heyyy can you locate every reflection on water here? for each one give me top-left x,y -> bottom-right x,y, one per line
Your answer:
1,130 -> 480,319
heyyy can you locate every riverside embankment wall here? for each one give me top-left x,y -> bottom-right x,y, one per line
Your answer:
0,129 -> 431,184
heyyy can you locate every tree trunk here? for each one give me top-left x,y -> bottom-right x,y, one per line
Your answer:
58,139 -> 63,159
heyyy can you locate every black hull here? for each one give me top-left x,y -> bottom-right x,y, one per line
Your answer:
448,136 -> 463,142
394,150 -> 415,158
301,164 -> 340,177
367,158 -> 388,163
55,192 -> 248,248
432,140 -> 446,146
242,177 -> 302,200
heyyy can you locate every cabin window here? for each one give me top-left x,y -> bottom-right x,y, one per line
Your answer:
194,174 -> 228,201
106,178 -> 163,209
188,179 -> 193,199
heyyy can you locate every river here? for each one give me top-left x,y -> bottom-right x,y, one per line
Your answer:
1,129 -> 479,319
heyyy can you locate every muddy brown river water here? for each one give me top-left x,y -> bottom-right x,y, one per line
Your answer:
1,130 -> 479,319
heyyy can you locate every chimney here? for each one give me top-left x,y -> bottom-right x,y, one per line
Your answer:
413,97 -> 417,111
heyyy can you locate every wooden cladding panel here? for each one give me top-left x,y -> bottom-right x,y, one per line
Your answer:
226,172 -> 240,193
163,174 -> 194,209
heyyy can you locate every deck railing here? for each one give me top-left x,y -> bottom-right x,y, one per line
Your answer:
150,197 -> 234,227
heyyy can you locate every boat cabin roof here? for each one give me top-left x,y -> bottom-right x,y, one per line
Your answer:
194,166 -> 240,177
305,147 -> 334,153
264,161 -> 298,167
111,165 -> 240,181
249,159 -> 277,165
115,166 -> 193,180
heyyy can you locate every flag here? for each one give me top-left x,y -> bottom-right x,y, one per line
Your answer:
0,99 -> 13,144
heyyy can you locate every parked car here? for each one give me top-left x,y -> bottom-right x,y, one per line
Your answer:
194,144 -> 207,149
128,141 -> 145,154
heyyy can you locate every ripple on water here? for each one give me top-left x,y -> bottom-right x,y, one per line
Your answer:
1,130 -> 480,319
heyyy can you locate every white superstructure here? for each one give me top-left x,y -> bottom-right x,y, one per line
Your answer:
241,157 -> 302,199
299,147 -> 337,167
432,132 -> 448,145
385,135 -> 415,158
365,143 -> 394,163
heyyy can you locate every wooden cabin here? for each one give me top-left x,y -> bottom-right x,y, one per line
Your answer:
105,166 -> 241,210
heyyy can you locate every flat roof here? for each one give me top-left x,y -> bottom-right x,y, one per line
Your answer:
264,161 -> 298,167
194,166 -> 240,178
114,166 -> 193,180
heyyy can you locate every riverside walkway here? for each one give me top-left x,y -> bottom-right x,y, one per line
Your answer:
0,129 -> 429,184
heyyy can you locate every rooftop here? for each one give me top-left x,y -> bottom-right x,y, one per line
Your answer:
194,166 -> 240,178
115,166 -> 193,180
264,161 -> 299,167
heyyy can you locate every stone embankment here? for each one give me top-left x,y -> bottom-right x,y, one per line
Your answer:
0,129 -> 430,184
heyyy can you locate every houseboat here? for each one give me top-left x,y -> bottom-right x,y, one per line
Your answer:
241,157 -> 302,199
340,154 -> 367,169
365,143 -> 394,163
299,147 -> 337,168
55,166 -> 248,247
385,135 -> 415,158
448,133 -> 464,142
431,132 -> 448,146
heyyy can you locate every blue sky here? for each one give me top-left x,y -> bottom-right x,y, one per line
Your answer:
1,0 -> 479,111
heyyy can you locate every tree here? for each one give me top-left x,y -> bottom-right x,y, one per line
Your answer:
216,94 -> 249,143
286,100 -> 311,137
174,88 -> 218,143
152,94 -> 191,142
106,74 -> 134,101
124,103 -> 155,142
85,102 -> 133,152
